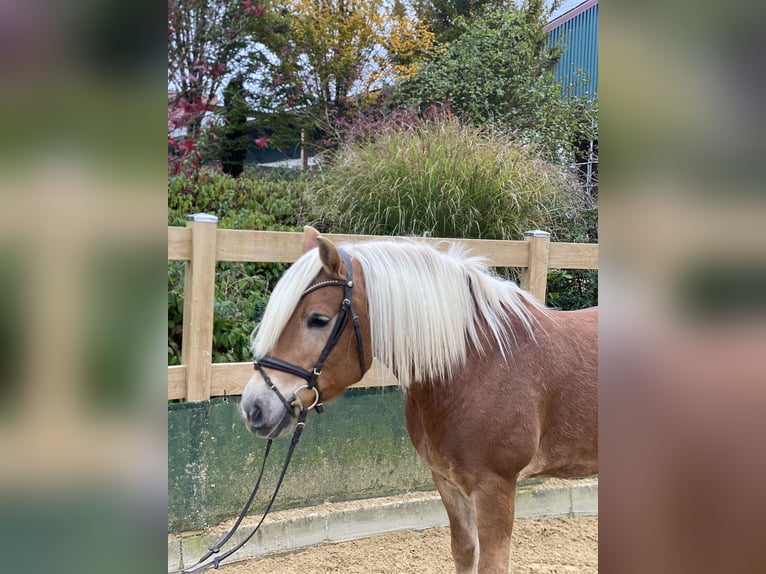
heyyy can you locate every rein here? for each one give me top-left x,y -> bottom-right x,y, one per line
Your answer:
180,248 -> 365,572
180,410 -> 308,573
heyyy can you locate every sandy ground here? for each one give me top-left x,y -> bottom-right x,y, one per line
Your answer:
218,516 -> 598,573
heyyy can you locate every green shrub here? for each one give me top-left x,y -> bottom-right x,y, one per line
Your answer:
397,4 -> 597,163
546,207 -> 598,310
309,119 -> 579,240
168,170 -> 309,229
168,171 -> 310,365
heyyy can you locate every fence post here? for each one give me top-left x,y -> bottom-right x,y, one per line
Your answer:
520,230 -> 551,304
181,213 -> 218,401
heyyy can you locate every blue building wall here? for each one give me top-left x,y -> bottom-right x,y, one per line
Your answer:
547,0 -> 598,98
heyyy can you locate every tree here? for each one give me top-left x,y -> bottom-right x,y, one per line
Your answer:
167,1 -> 266,133
397,1 -> 596,162
258,0 -> 384,118
413,0 -> 503,42
256,0 -> 435,125
377,0 -> 438,83
219,74 -> 251,177
167,0 -> 269,175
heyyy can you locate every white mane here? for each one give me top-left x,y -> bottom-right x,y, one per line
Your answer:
252,239 -> 546,389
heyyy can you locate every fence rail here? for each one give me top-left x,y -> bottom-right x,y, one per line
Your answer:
168,215 -> 598,401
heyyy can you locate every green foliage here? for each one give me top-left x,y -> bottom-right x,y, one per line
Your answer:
309,118 -> 579,240
168,171 -> 309,229
414,0 -> 503,42
397,3 -> 596,162
252,0 -> 385,114
218,74 -> 251,177
546,207 -> 598,310
168,171 -> 310,365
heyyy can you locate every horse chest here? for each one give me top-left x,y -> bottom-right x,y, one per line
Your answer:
403,389 -> 479,481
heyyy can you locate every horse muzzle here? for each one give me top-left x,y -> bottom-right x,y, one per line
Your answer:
240,377 -> 300,439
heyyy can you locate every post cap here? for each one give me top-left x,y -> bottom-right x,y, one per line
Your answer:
523,230 -> 550,238
187,213 -> 218,223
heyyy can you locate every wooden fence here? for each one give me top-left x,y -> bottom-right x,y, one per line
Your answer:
168,214 -> 598,402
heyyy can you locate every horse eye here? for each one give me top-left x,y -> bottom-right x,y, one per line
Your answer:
307,314 -> 331,329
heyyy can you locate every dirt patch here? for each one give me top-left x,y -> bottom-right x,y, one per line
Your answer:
218,517 -> 597,573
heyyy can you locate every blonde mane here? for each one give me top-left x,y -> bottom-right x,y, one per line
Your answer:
252,239 -> 546,389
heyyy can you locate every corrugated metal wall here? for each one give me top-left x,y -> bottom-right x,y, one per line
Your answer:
548,2 -> 598,98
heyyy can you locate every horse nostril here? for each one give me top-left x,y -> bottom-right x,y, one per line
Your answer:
247,404 -> 264,429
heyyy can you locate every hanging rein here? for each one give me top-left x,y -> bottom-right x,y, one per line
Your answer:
181,249 -> 365,573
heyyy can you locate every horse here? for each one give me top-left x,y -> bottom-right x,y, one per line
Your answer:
240,226 -> 598,574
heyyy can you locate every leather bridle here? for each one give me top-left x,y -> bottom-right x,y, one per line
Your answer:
253,247 -> 367,417
179,247 -> 366,573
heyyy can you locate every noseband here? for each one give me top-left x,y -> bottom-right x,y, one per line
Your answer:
253,248 -> 366,417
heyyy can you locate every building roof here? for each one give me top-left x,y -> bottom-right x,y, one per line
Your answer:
546,0 -> 598,32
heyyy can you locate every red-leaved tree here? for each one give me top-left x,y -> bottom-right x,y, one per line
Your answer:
168,0 -> 267,176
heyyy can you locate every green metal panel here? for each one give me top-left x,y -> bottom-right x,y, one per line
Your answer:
548,3 -> 599,98
168,388 -> 434,532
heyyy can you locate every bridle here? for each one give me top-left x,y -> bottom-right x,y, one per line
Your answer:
179,247 -> 366,573
253,247 -> 367,417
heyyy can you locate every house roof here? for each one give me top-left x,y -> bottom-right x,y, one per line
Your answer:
546,0 -> 598,31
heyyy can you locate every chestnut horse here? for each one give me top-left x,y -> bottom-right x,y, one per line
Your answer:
240,227 -> 597,574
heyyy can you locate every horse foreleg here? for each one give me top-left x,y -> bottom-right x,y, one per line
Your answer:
474,475 -> 517,574
432,471 -> 479,574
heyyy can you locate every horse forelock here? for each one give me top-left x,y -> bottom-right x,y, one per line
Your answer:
251,249 -> 323,360
345,240 -> 546,389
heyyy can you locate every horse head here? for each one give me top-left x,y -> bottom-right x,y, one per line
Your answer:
240,227 -> 372,438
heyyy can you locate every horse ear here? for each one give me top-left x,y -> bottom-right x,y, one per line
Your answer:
316,236 -> 344,278
302,226 -> 321,253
